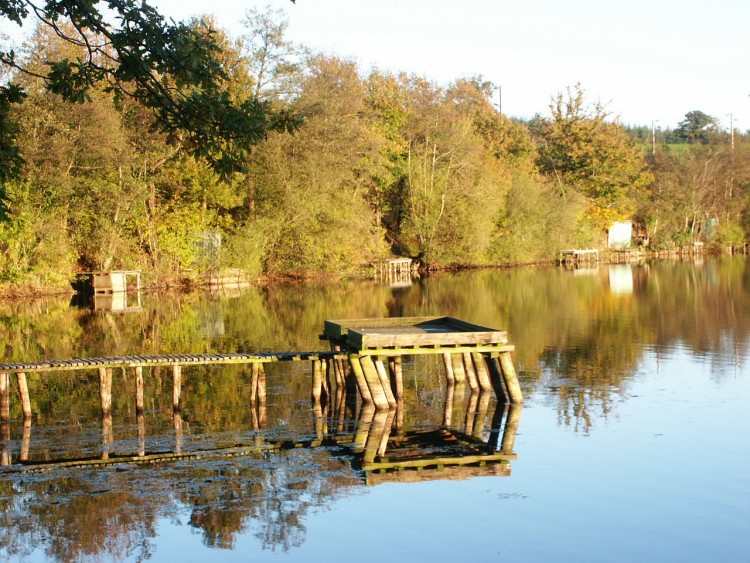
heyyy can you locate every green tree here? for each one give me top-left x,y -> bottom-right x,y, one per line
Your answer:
0,0 -> 296,176
534,84 -> 652,227
674,110 -> 720,144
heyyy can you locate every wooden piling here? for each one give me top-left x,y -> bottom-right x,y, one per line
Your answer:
322,359 -> 330,401
450,354 -> 467,383
135,366 -> 144,415
311,359 -> 323,405
498,351 -> 524,404
348,355 -> 374,406
99,367 -> 113,416
359,355 -> 390,410
374,359 -> 397,408
471,352 -> 493,393
17,372 -> 32,420
257,364 -> 267,429
485,355 -> 509,403
0,372 -> 9,423
443,353 -> 455,384
172,364 -> 182,412
463,352 -> 479,392
388,356 -> 404,400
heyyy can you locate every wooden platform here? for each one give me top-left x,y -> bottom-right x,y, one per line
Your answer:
323,316 -> 508,352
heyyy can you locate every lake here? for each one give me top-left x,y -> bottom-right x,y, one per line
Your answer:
1,257 -> 749,562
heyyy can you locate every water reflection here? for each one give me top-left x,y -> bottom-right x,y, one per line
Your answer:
2,257 -> 750,559
0,365 -> 519,560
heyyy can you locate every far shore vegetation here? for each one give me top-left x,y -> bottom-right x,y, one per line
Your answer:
1,5 -> 749,296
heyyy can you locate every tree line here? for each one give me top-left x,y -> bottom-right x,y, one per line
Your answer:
1,5 -> 749,294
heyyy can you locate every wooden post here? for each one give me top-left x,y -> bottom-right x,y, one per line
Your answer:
450,354 -> 467,383
359,355 -> 390,410
311,359 -> 323,405
498,351 -> 524,404
135,366 -> 144,415
250,363 -> 259,405
463,352 -> 479,392
0,372 -> 9,423
172,364 -> 182,412
321,359 -> 330,402
442,353 -> 455,384
485,355 -> 509,403
99,367 -> 113,416
374,358 -> 397,408
257,364 -> 267,429
388,356 -> 404,400
471,352 -> 493,393
349,355 -> 374,406
17,372 -> 32,420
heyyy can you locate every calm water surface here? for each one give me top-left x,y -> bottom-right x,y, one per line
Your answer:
1,257 -> 749,562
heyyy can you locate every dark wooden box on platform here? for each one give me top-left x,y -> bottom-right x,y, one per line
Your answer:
323,316 -> 507,351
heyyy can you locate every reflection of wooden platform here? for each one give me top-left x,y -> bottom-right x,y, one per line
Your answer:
360,428 -> 514,485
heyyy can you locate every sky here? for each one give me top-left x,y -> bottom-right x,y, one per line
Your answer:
2,0 -> 749,132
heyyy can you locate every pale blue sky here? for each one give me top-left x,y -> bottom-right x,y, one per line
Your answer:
3,0 -> 749,131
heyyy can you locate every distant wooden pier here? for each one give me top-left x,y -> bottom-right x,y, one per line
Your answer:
560,249 -> 599,265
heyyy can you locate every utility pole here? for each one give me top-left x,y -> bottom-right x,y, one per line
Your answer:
651,120 -> 659,156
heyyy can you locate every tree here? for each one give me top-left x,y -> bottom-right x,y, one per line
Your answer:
674,110 -> 720,144
0,0 -> 297,177
534,84 -> 652,225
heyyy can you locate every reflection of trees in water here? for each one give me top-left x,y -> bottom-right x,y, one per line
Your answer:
0,449 -> 362,561
0,474 -> 160,561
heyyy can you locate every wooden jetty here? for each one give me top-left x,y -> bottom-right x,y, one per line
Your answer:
85,270 -> 141,294
321,316 -> 523,411
560,249 -> 599,265
0,316 -> 522,469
